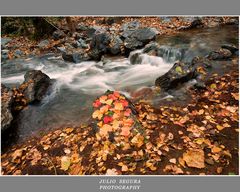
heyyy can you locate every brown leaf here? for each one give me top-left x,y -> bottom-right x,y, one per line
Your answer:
183,149 -> 205,169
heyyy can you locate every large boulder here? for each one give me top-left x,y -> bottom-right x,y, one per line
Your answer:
90,31 -> 111,54
155,57 -> 211,90
1,84 -> 14,132
19,70 -> 51,103
121,21 -> 140,38
124,37 -> 143,51
131,27 -> 159,43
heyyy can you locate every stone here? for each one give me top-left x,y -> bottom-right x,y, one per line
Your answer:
90,31 -> 111,53
207,48 -> 232,60
132,27 -> 159,43
1,84 -> 14,132
20,70 -> 51,103
221,44 -> 238,54
108,35 -> 123,55
52,30 -> 65,40
124,37 -> 143,50
1,38 -> 12,48
155,56 -> 211,91
62,50 -> 90,63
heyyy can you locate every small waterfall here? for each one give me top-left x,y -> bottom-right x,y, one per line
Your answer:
157,45 -> 184,63
129,46 -> 184,65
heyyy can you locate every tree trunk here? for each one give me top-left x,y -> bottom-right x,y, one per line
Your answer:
66,17 -> 76,34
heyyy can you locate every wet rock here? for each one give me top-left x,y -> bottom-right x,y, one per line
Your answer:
90,31 -> 111,53
62,49 -> 90,63
108,35 -> 123,55
88,49 -> 102,61
20,70 -> 51,103
52,30 -> 65,40
72,39 -> 88,49
155,56 -> 211,90
143,42 -> 185,63
1,84 -> 14,132
143,42 -> 160,55
155,61 -> 196,90
221,44 -> 238,54
1,49 -> 10,60
124,37 -> 143,51
207,48 -> 232,60
129,51 -> 142,64
14,49 -> 23,58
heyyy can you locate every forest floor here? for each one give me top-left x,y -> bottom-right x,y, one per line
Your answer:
1,70 -> 239,175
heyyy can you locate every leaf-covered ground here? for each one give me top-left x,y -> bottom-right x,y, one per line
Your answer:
1,70 -> 238,175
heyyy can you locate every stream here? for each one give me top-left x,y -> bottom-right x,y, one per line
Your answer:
1,25 -> 238,142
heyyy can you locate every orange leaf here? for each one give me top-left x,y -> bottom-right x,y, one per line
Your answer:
120,126 -> 131,137
100,124 -> 113,136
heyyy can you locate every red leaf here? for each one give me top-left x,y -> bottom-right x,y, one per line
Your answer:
103,116 -> 113,124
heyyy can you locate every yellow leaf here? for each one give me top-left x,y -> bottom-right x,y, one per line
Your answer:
131,134 -> 144,148
114,102 -> 124,111
105,99 -> 113,105
99,95 -> 108,103
112,120 -> 121,130
216,125 -> 224,131
61,156 -> 71,171
92,110 -> 103,120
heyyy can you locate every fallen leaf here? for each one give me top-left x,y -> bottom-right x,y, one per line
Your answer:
211,146 -> 222,153
100,124 -> 113,136
169,158 -> 177,164
131,134 -> 144,148
106,168 -> 119,175
120,126 -> 131,137
183,149 -> 205,169
92,110 -> 103,120
61,156 -> 71,171
11,149 -> 23,161
121,165 -> 128,172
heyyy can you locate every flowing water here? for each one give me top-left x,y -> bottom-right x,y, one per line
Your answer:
1,25 -> 238,141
